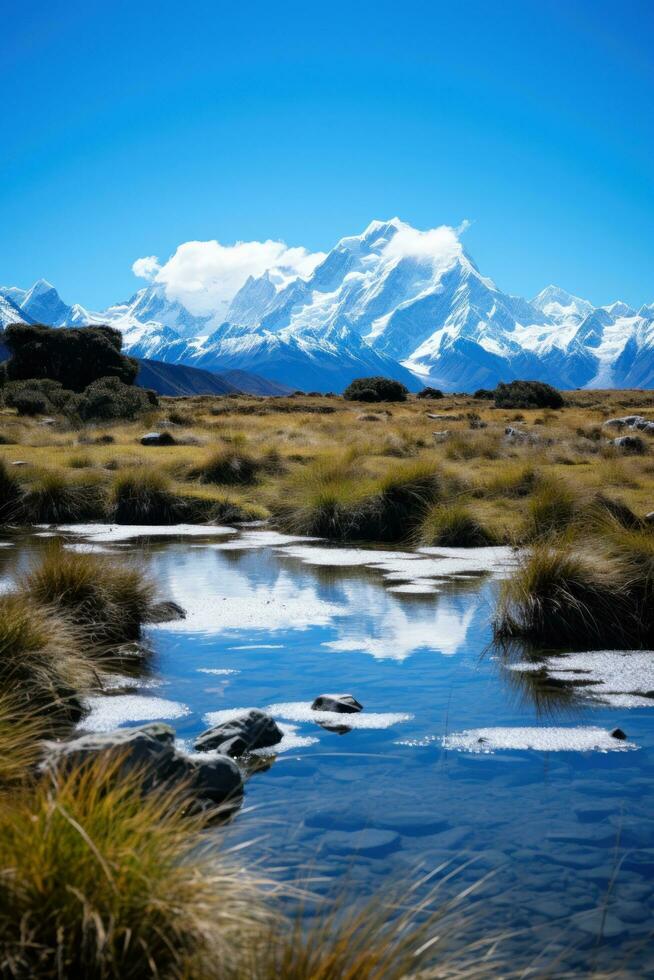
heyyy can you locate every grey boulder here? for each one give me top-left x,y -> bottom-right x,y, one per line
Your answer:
610,435 -> 646,454
147,600 -> 187,623
194,708 -> 283,756
45,723 -> 243,808
140,431 -> 176,446
311,693 -> 363,714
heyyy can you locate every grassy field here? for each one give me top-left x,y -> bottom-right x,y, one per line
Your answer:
1,388 -> 653,545
1,390 -> 652,975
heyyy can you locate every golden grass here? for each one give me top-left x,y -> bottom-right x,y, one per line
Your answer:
0,388 -> 652,546
0,754 -> 274,979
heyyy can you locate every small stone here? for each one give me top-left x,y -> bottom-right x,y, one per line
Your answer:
311,693 -> 363,714
147,600 -> 186,623
610,728 -> 627,740
140,431 -> 176,447
194,709 -> 283,755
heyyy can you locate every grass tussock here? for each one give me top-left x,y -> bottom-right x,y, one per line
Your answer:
525,480 -> 576,539
276,455 -> 443,542
421,503 -> 498,547
496,525 -> 654,648
0,459 -> 23,522
111,469 -> 186,524
192,449 -> 261,486
23,545 -> 155,647
0,594 -> 92,722
22,469 -> 106,523
0,755 -> 273,980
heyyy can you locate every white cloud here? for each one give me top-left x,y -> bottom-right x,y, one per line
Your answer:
131,255 -> 160,281
132,238 -> 326,316
382,221 -> 468,267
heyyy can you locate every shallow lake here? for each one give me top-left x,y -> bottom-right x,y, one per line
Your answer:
3,525 -> 654,975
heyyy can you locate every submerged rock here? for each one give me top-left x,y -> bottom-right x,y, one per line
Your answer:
147,600 -> 187,624
311,693 -> 363,713
194,708 -> 283,756
140,431 -> 176,447
45,723 -> 243,808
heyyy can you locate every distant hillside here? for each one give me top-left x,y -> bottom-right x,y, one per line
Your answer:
135,358 -> 296,397
135,359 -> 240,396
215,368 -> 295,396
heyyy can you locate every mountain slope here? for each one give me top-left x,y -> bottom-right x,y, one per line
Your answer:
2,218 -> 653,392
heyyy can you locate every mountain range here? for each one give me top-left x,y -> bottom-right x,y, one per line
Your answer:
2,218 -> 653,392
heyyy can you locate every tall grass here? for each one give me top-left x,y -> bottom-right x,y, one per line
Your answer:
0,756 -> 273,979
111,469 -> 185,524
192,449 -> 262,486
23,545 -> 155,647
420,503 -> 497,547
275,456 -> 443,542
0,459 -> 23,522
22,469 -> 107,523
0,594 -> 92,721
495,539 -> 646,648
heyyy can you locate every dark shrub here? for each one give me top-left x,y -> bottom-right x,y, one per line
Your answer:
4,323 -> 137,392
343,377 -> 409,403
416,387 -> 443,400
494,381 -> 564,410
473,388 -> 495,400
3,379 -> 75,416
77,377 -> 158,421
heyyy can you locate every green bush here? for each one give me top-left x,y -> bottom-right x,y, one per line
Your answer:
3,378 -> 76,416
4,322 -> 137,391
494,380 -> 564,410
77,376 -> 157,421
343,377 -> 409,403
416,386 -> 443,399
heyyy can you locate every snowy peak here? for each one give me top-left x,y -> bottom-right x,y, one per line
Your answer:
1,219 -> 652,392
19,279 -> 73,325
532,285 -> 594,323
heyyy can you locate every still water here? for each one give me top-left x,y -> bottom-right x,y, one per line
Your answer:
4,525 -> 654,974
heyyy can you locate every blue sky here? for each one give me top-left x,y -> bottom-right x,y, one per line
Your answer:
2,0 -> 652,310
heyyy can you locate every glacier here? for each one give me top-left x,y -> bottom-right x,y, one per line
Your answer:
1,218 -> 653,393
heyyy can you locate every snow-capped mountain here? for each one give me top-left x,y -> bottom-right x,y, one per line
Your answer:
1,218 -> 652,392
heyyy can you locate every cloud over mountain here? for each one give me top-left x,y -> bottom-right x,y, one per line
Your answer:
132,237 -> 326,319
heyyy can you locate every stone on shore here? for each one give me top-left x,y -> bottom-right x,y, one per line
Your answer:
45,723 -> 243,808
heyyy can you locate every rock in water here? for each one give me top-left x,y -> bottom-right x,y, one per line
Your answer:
45,723 -> 243,808
611,728 -> 627,740
194,709 -> 283,756
147,600 -> 187,623
311,693 -> 363,713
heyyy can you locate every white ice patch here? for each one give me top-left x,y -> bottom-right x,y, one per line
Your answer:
277,543 -> 518,588
266,701 -> 413,729
442,726 -> 638,754
202,703 -> 411,733
63,542 -> 115,554
209,530 -> 321,550
387,582 -> 440,594
509,650 -> 654,708
197,668 -> 240,676
46,523 -> 238,542
81,694 -> 190,731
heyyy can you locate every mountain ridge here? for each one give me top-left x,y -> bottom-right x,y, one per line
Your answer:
2,218 -> 653,392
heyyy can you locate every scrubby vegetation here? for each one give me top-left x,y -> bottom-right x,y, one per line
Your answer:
3,322 -> 138,390
343,376 -> 409,402
494,380 -> 564,409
